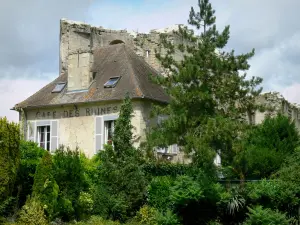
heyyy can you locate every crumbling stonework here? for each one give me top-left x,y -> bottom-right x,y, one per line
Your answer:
59,19 -> 186,91
254,92 -> 300,130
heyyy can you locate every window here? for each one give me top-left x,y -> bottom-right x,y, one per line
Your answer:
52,82 -> 66,93
104,120 -> 115,144
104,77 -> 121,88
37,126 -> 50,151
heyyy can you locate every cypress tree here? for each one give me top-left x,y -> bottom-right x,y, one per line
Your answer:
32,151 -> 59,219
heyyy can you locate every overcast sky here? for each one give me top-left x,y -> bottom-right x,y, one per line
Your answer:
1,0 -> 300,121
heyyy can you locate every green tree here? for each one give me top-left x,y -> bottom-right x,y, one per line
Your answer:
0,117 -> 20,218
15,141 -> 45,207
233,114 -> 299,179
32,151 -> 59,220
52,147 -> 89,221
147,0 -> 263,172
93,95 -> 147,222
243,206 -> 290,225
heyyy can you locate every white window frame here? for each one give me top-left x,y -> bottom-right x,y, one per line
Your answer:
27,120 -> 59,153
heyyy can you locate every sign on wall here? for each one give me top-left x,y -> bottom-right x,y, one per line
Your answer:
35,105 -> 119,119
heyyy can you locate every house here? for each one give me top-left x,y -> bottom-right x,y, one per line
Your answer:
12,19 -> 187,161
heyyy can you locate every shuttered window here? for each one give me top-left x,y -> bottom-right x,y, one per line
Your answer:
27,120 -> 59,153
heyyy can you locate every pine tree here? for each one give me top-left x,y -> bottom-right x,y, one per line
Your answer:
149,0 -> 263,170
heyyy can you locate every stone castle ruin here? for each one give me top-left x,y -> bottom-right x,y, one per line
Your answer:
59,19 -> 185,92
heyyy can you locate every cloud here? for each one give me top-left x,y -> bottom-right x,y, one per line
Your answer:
0,78 -> 52,122
0,0 -> 92,76
2,0 -> 300,121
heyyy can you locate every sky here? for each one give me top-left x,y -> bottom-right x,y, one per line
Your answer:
1,0 -> 300,122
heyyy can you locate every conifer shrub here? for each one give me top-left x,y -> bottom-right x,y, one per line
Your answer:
52,147 -> 89,221
32,151 -> 59,220
16,140 -> 45,206
0,117 -> 20,218
17,196 -> 48,225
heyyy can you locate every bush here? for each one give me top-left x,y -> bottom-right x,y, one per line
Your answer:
15,141 -> 45,206
155,209 -> 180,225
17,197 -> 47,225
169,174 -> 222,225
147,176 -> 174,210
53,147 -> 89,221
0,117 -> 20,217
135,205 -> 157,225
241,114 -> 299,178
32,151 -> 59,220
243,206 -> 291,225
134,205 -> 179,225
143,162 -> 192,177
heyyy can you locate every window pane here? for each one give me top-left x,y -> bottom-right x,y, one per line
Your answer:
40,128 -> 45,142
47,141 -> 50,151
104,77 -> 120,87
52,83 -> 66,92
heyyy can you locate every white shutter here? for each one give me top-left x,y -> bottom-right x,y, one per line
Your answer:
27,121 -> 36,142
50,120 -> 59,153
95,116 -> 104,153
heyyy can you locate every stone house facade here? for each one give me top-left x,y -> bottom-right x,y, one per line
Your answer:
13,19 -> 188,161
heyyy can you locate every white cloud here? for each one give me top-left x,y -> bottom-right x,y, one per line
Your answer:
0,78 -> 52,122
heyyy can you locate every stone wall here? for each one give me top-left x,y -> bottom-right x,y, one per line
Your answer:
254,92 -> 300,130
59,18 -> 186,86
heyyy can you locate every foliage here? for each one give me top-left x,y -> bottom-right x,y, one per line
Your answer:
0,117 -> 20,217
155,210 -> 180,225
15,140 -> 45,206
93,96 -> 147,221
32,151 -> 59,220
234,114 -> 299,179
134,205 -> 158,225
147,176 -> 174,210
143,162 -> 192,177
243,206 -> 291,225
17,196 -> 48,225
147,0 -> 263,173
134,205 -> 179,225
217,187 -> 247,224
169,174 -> 222,225
53,147 -> 89,221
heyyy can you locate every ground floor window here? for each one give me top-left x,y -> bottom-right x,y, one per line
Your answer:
104,120 -> 115,144
37,125 -> 50,151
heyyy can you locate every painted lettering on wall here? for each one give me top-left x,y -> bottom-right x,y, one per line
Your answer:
35,106 -> 118,119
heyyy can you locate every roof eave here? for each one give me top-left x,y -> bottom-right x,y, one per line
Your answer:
18,96 -> 169,110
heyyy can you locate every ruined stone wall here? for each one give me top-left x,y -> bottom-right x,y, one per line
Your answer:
59,19 -> 186,86
254,92 -> 300,130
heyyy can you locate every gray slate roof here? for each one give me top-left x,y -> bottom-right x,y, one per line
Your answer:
15,44 -> 169,109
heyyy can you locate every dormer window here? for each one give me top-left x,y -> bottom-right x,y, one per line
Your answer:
104,76 -> 121,88
52,82 -> 66,93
